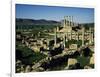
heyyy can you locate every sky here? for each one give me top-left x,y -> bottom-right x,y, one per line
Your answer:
16,4 -> 94,23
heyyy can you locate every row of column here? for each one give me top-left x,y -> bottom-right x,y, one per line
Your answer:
54,27 -> 94,47
64,16 -> 73,27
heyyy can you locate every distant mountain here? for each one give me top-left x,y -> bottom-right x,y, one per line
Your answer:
16,18 -> 94,30
16,18 -> 60,26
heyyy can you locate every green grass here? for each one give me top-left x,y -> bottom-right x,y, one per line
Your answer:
16,45 -> 47,65
65,40 -> 82,48
77,56 -> 90,67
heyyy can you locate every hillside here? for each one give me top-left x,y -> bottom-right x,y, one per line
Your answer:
16,18 -> 60,26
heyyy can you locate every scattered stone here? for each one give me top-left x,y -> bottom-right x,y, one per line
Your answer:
67,58 -> 78,66
84,65 -> 92,69
25,65 -> 31,72
89,53 -> 94,64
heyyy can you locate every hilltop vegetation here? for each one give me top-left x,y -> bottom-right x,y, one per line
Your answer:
16,18 -> 94,31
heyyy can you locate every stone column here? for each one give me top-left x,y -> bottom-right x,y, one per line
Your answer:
77,32 -> 79,41
89,27 -> 92,44
64,16 -> 66,28
76,32 -> 79,41
57,26 -> 59,32
82,27 -> 85,46
92,31 -> 94,43
54,28 -> 57,46
61,20 -> 63,26
63,33 -> 66,48
68,16 -> 70,26
69,16 -> 71,26
65,16 -> 68,27
71,16 -> 73,26
70,30 -> 72,40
